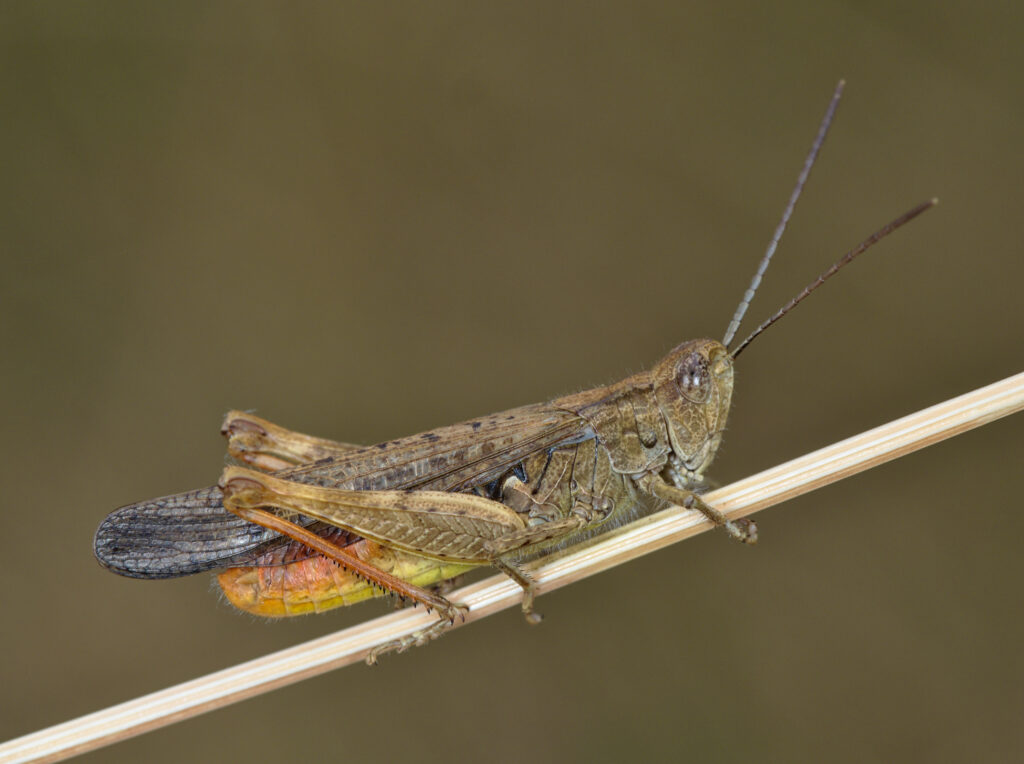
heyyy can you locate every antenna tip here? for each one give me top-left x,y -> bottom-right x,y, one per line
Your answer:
836,78 -> 847,89
930,197 -> 940,206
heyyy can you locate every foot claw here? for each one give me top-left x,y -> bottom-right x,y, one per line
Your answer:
364,605 -> 466,664
726,518 -> 758,544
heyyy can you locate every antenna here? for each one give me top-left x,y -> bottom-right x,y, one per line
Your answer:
722,80 -> 845,349
729,198 -> 938,360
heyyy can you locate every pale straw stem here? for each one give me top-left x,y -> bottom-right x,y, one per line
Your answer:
3,370 -> 1023,764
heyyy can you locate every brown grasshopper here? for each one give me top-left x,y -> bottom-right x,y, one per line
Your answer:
94,81 -> 935,660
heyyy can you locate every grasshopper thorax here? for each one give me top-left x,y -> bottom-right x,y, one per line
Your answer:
652,339 -> 733,481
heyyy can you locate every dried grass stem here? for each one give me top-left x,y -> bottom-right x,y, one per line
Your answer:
3,370 -> 1022,764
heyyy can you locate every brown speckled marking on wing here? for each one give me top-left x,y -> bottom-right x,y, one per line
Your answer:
281,403 -> 586,493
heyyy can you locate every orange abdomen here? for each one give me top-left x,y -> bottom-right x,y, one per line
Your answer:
218,533 -> 476,617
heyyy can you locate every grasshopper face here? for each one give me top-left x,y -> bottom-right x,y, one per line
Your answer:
653,339 -> 733,483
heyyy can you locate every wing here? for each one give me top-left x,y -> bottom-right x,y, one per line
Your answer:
94,402 -> 590,578
93,487 -> 276,578
279,403 -> 588,492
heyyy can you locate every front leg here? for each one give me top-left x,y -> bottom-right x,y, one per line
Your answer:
637,472 -> 758,544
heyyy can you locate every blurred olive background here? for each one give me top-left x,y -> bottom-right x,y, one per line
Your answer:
2,3 -> 1023,762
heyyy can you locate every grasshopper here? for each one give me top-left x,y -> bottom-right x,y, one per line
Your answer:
94,81 -> 935,660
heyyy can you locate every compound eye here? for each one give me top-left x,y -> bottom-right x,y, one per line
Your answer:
675,352 -> 710,401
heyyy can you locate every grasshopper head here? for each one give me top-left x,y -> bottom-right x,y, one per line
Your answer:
652,339 -> 733,480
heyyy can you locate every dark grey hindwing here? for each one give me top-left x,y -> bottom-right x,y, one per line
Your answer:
93,487 -> 280,578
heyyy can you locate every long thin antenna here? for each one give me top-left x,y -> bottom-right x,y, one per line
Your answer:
722,79 -> 845,349
729,198 -> 938,360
